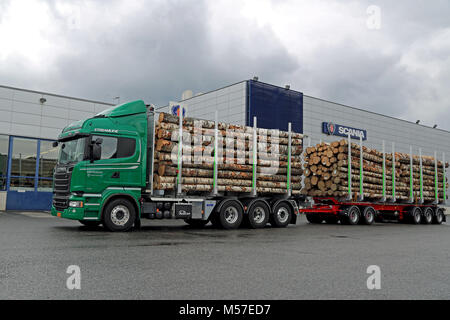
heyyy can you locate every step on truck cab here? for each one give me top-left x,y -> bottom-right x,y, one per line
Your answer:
51,100 -> 304,231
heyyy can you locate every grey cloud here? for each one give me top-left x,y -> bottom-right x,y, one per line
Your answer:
51,0 -> 213,103
44,0 -> 298,105
278,1 -> 450,128
293,38 -> 418,117
0,0 -> 449,129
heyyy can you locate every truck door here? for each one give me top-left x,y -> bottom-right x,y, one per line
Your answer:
83,135 -> 141,193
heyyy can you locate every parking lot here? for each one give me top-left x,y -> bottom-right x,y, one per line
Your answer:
0,211 -> 449,300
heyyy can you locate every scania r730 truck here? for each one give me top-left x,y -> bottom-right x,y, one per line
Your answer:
51,100 -> 304,231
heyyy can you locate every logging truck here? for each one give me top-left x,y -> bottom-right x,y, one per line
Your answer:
50,100 -> 447,231
51,100 -> 305,231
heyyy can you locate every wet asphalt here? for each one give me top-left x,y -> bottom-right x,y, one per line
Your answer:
0,211 -> 449,300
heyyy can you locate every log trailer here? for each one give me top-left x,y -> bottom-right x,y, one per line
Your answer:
301,197 -> 446,225
51,100 -> 304,231
300,135 -> 447,225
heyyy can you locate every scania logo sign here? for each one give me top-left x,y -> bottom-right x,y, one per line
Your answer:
327,122 -> 335,135
322,122 -> 367,140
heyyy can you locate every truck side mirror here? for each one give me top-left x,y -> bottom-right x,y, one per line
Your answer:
52,141 -> 59,148
90,138 -> 103,162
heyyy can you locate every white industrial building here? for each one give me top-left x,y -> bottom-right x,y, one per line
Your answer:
1,79 -> 449,211
0,85 -> 113,210
164,79 -> 450,205
165,80 -> 450,157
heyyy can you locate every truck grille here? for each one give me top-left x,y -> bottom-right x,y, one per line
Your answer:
52,166 -> 73,211
53,196 -> 69,211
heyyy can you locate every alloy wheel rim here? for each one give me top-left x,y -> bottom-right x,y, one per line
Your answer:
225,207 -> 238,224
277,207 -> 289,223
350,210 -> 358,222
415,211 -> 421,222
253,207 -> 266,224
111,205 -> 130,226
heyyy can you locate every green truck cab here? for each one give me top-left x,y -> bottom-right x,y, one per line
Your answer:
51,100 -> 148,230
51,100 -> 301,231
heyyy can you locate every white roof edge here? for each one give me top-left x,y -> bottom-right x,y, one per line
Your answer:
0,84 -> 114,106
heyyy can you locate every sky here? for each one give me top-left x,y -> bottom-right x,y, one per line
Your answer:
0,0 -> 449,129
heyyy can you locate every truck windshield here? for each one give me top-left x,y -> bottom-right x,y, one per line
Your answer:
58,137 -> 86,165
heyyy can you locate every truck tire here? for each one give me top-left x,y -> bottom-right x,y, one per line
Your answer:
270,202 -> 292,227
218,201 -> 243,229
306,214 -> 322,224
79,220 -> 101,227
341,206 -> 360,225
247,201 -> 270,229
433,208 -> 444,225
360,206 -> 375,225
421,207 -> 433,225
409,207 -> 422,225
102,198 -> 136,232
184,219 -> 209,228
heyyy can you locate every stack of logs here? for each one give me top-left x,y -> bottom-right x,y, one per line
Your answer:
303,139 -> 448,202
153,113 -> 304,194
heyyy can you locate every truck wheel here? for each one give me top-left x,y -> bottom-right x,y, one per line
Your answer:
79,220 -> 101,227
184,219 -> 209,228
246,201 -> 270,229
433,208 -> 444,225
270,202 -> 292,227
409,207 -> 422,224
306,214 -> 322,224
341,206 -> 360,225
421,207 -> 433,225
103,198 -> 136,232
360,207 -> 375,225
218,201 -> 243,229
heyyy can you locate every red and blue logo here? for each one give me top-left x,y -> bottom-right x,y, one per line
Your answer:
326,122 -> 335,135
171,105 -> 186,117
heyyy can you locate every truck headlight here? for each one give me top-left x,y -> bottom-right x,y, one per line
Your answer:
69,201 -> 84,208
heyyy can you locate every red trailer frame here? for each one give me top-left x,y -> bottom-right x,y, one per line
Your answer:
300,197 -> 446,225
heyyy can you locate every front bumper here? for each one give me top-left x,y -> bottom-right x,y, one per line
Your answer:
51,206 -> 86,220
51,197 -> 101,221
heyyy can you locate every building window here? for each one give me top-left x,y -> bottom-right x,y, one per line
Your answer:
10,137 -> 37,191
38,140 -> 59,191
0,135 -> 9,191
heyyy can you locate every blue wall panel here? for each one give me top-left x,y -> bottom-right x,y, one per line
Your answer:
6,191 -> 53,211
247,80 -> 303,133
5,136 -> 56,211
